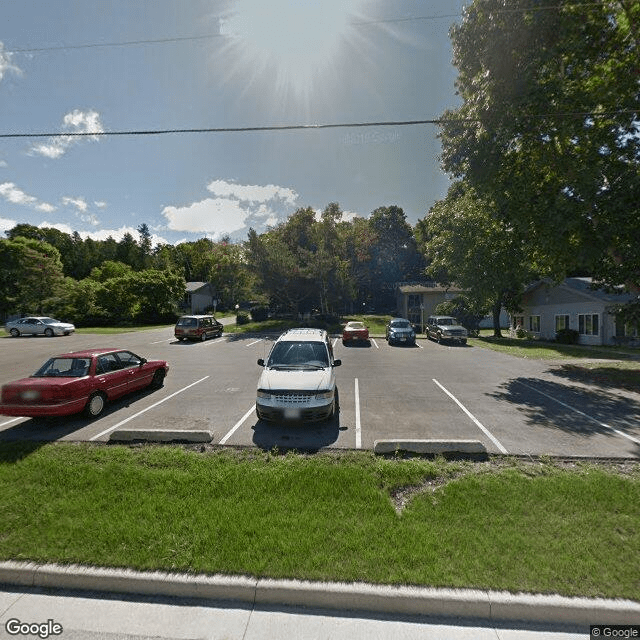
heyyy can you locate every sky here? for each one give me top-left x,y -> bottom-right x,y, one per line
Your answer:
0,0 -> 465,246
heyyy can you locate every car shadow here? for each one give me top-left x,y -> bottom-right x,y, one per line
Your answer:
487,376 -> 640,455
341,341 -> 372,348
0,386 -> 164,443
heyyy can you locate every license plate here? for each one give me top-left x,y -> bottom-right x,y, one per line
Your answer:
399,337 -> 406,341
284,408 -> 300,419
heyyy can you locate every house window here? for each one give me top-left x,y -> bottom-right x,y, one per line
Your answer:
407,294 -> 421,309
555,315 -> 570,332
528,315 -> 540,332
578,314 -> 599,336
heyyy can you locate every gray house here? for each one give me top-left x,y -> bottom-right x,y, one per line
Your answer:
514,278 -> 637,346
183,282 -> 218,314
396,282 -> 465,330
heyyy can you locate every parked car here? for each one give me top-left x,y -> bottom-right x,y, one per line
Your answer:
0,348 -> 168,419
385,318 -> 416,346
426,315 -> 468,345
174,314 -> 223,341
256,328 -> 341,422
5,316 -> 75,337
342,321 -> 369,345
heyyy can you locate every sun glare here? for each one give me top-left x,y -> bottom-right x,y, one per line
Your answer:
220,0 -> 364,101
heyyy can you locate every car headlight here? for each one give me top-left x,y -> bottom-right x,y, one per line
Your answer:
315,390 -> 334,400
21,390 -> 41,401
257,390 -> 272,399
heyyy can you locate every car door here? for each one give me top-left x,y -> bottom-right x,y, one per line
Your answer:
94,353 -> 131,400
116,351 -> 150,392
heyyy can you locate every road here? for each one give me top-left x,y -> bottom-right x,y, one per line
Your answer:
1,328 -> 639,458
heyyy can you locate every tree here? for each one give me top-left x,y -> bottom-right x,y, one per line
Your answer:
421,185 -> 534,336
439,0 -> 640,297
0,236 -> 65,315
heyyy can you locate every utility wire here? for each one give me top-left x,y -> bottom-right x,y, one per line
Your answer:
4,3 -> 610,55
1,112 -> 637,139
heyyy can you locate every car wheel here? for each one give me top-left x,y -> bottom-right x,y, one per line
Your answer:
9,328 -> 19,337
85,392 -> 107,418
44,328 -> 54,337
150,369 -> 165,389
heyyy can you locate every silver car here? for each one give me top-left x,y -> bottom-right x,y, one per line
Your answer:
5,316 -> 75,338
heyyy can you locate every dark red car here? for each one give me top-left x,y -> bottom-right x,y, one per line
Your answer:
342,321 -> 370,345
0,348 -> 169,419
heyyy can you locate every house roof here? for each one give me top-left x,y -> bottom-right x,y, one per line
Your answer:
398,282 -> 464,294
186,282 -> 214,293
525,277 -> 635,304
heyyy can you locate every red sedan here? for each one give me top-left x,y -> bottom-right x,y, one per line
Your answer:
342,321 -> 370,345
0,348 -> 169,419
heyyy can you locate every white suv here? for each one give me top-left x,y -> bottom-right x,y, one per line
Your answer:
256,328 -> 341,422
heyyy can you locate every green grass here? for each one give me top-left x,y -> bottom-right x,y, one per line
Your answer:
75,324 -> 172,335
0,443 -> 638,600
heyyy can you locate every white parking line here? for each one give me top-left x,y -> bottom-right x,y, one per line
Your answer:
89,376 -> 210,441
332,337 -> 340,350
355,378 -> 362,449
371,338 -> 379,349
150,338 -> 173,344
516,380 -> 640,446
433,378 -> 508,453
0,417 -> 23,428
220,404 -> 256,444
245,339 -> 263,347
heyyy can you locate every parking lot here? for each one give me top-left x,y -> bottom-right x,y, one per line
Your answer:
1,327 -> 639,458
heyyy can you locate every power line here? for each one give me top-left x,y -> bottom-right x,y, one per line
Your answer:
1,111 -> 637,139
4,3 -> 610,55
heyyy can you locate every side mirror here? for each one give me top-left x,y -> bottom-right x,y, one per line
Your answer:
257,358 -> 265,366
139,358 -> 147,366
333,359 -> 342,367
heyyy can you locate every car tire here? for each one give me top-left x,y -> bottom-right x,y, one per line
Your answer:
85,392 -> 107,418
44,328 -> 54,337
9,328 -> 19,337
150,369 -> 165,389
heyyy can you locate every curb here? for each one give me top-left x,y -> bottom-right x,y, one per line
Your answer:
1,561 -> 638,626
108,429 -> 214,443
373,439 -> 487,455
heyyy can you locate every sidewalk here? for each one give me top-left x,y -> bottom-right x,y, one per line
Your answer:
2,561 -> 638,639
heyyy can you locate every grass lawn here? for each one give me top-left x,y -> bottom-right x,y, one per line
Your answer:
75,325 -> 172,335
0,443 -> 638,601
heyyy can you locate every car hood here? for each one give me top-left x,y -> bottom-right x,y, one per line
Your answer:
436,324 -> 466,331
258,368 -> 333,392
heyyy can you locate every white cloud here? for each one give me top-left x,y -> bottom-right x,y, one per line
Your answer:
207,179 -> 298,206
0,216 -> 17,233
94,200 -> 107,208
0,42 -> 22,83
30,109 -> 104,159
163,179 -> 302,239
74,225 -> 169,246
0,159 -> 8,168
62,196 -> 89,212
0,182 -> 56,213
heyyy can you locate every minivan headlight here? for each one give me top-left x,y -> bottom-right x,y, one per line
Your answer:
257,390 -> 272,399
315,390 -> 334,400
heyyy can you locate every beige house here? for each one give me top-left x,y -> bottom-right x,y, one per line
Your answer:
396,282 -> 464,330
183,282 -> 218,314
515,278 -> 637,346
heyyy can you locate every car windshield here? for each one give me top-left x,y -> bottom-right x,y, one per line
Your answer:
438,318 -> 456,325
391,321 -> 411,329
347,322 -> 365,330
267,341 -> 329,369
33,357 -> 90,378
41,318 -> 59,324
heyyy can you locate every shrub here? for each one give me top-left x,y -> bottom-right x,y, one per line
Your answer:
556,328 -> 579,344
236,311 -> 251,325
250,306 -> 270,322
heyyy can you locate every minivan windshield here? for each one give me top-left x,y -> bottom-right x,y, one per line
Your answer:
267,341 -> 329,369
391,320 -> 411,329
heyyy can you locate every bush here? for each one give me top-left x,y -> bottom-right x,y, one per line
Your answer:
556,328 -> 580,344
250,306 -> 270,322
236,311 -> 251,325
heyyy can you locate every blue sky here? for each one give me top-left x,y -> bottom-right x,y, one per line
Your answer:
0,0 -> 464,246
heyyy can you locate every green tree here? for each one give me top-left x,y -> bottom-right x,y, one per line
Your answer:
439,0 -> 640,296
0,237 -> 65,315
421,186 -> 534,336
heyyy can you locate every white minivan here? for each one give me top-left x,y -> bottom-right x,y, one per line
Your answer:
256,328 -> 341,422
